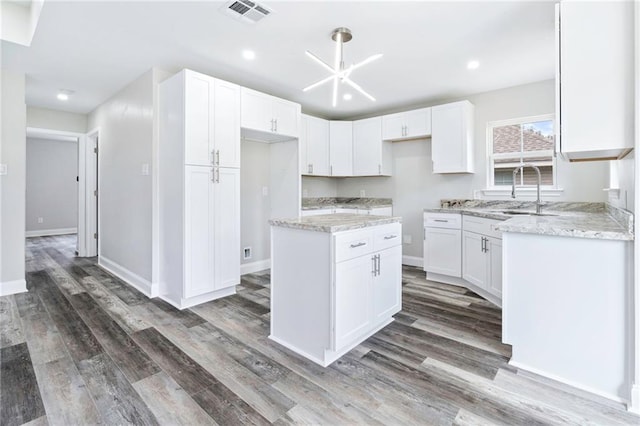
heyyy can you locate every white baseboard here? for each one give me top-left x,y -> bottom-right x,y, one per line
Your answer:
98,256 -> 157,297
630,384 -> 640,414
0,279 -> 27,296
241,259 -> 271,275
508,359 -> 628,405
402,255 -> 423,267
26,227 -> 77,238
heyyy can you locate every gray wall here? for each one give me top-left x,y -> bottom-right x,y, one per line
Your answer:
27,107 -> 87,133
26,137 -> 78,234
241,140 -> 271,265
1,70 -> 26,289
307,80 -> 609,260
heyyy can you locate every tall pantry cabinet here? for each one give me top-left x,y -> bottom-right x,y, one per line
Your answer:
159,69 -> 241,309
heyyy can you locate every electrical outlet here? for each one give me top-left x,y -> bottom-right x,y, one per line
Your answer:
37,217 -> 44,224
302,189 -> 308,197
262,186 -> 269,196
403,234 -> 412,244
243,247 -> 252,260
359,189 -> 366,197
141,163 -> 150,175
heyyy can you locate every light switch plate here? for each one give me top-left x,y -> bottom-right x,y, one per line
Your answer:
141,163 -> 150,175
0,164 -> 7,175
403,234 -> 412,244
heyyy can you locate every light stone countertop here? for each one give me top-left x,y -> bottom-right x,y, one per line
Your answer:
424,201 -> 633,241
270,214 -> 401,233
301,197 -> 392,211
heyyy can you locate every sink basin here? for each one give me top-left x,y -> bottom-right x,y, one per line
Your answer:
492,210 -> 558,217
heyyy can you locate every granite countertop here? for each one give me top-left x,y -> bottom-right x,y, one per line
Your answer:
270,213 -> 401,233
301,197 -> 392,210
424,200 -> 633,241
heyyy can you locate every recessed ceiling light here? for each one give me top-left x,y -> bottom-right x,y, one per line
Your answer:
242,50 -> 256,60
56,89 -> 73,101
467,60 -> 480,70
343,93 -> 352,101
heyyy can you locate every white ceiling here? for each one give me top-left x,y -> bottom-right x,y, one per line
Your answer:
1,0 -> 556,119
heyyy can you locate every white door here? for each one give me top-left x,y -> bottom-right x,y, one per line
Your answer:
213,79 -> 241,168
184,165 -> 215,298
305,115 -> 330,176
353,117 -> 382,176
213,167 -> 240,290
424,227 -> 461,277
329,121 -> 353,176
334,255 -> 372,350
462,231 -> 486,289
272,98 -> 300,138
185,73 -> 214,166
487,237 -> 502,298
372,245 -> 402,322
240,88 -> 271,133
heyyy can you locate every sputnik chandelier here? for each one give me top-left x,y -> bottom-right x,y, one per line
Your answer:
303,27 -> 383,107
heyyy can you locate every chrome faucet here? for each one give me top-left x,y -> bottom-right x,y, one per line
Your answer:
511,163 -> 542,214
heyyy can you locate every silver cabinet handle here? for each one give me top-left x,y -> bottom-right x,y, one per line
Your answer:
308,164 -> 312,174
311,164 -> 314,174
270,119 -> 274,132
213,167 -> 220,183
384,235 -> 397,240
350,242 -> 366,248
372,255 -> 376,276
210,168 -> 215,182
376,254 -> 381,275
378,164 -> 381,174
210,150 -> 215,165
215,150 -> 220,166
275,118 -> 278,132
433,219 -> 448,223
330,165 -> 333,176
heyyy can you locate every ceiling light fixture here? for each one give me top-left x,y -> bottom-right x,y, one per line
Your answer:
303,27 -> 382,107
467,60 -> 480,70
242,49 -> 256,60
343,93 -> 352,101
56,89 -> 73,101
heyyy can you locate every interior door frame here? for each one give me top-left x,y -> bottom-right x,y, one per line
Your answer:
83,127 -> 99,257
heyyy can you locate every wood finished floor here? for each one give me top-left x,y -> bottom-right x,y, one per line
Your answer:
1,235 -> 638,425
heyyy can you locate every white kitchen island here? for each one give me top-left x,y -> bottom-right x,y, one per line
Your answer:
269,214 -> 402,367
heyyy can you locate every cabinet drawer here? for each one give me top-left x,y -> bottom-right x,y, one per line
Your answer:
462,215 -> 503,239
335,229 -> 374,263
374,223 -> 402,251
424,212 -> 461,229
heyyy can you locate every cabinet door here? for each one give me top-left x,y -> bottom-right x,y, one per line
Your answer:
334,255 -> 372,350
240,88 -> 271,133
424,228 -> 461,277
185,73 -> 214,166
486,237 -> 502,298
372,245 -> 402,322
432,101 -> 474,174
184,165 -> 215,298
329,121 -> 353,176
305,115 -> 330,176
462,231 -> 486,289
213,79 -> 241,168
353,117 -> 383,176
272,97 -> 300,138
213,167 -> 240,290
405,108 -> 431,139
382,113 -> 405,140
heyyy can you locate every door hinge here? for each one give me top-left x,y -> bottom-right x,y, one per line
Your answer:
94,189 -> 98,197
93,147 -> 98,154
93,232 -> 98,239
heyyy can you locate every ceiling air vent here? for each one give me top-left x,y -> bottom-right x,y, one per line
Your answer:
222,0 -> 272,24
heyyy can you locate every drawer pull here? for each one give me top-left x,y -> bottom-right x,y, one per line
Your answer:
350,242 -> 367,249
433,219 -> 449,223
383,235 -> 397,240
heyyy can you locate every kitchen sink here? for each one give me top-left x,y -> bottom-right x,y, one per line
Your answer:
492,210 -> 558,217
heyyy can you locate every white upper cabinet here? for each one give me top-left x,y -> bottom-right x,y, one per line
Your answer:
213,79 -> 241,168
300,114 -> 330,176
240,87 -> 301,141
382,107 -> 431,141
183,70 -> 240,168
431,100 -> 474,174
329,121 -> 353,176
353,117 -> 392,176
556,1 -> 634,161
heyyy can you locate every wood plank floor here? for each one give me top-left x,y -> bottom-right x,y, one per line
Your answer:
1,234 -> 638,425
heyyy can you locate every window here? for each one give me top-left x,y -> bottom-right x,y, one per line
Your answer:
487,114 -> 556,188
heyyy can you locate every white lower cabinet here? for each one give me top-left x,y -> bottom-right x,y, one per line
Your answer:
270,222 -> 402,366
423,212 -> 502,305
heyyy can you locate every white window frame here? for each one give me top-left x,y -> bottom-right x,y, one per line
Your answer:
484,114 -> 562,197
